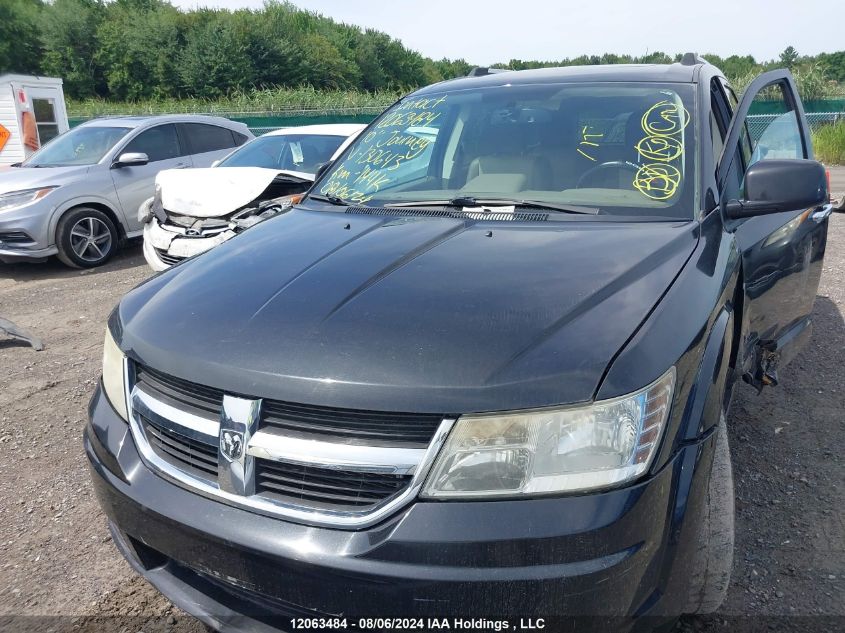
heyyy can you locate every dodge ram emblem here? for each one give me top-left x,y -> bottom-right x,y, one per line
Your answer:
220,430 -> 244,460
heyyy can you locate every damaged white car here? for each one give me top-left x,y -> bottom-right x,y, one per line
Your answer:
140,124 -> 364,270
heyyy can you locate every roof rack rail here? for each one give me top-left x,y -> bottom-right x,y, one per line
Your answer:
467,67 -> 508,77
680,52 -> 708,66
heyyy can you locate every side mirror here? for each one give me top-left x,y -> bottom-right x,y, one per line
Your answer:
112,152 -> 149,168
210,159 -> 221,168
314,161 -> 333,181
725,159 -> 827,219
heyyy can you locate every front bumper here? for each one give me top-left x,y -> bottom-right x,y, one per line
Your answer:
0,244 -> 57,263
142,218 -> 234,271
0,200 -> 56,262
86,384 -> 715,631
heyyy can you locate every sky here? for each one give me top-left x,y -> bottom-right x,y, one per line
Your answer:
169,0 -> 841,65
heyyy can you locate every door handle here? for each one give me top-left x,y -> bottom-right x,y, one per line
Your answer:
174,162 -> 189,169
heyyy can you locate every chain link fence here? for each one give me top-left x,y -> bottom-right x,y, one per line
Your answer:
746,111 -> 845,141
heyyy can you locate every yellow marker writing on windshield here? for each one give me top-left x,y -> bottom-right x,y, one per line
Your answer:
633,163 -> 682,200
635,135 -> 683,163
633,99 -> 689,199
641,101 -> 690,137
577,126 -> 603,161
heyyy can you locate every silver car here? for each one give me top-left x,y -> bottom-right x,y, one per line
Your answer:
0,115 -> 253,268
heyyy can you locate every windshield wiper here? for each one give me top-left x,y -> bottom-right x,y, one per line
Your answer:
387,197 -> 600,215
308,193 -> 351,206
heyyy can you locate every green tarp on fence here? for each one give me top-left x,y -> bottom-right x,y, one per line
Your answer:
68,112 -> 380,135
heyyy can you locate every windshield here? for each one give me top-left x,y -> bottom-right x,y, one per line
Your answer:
23,126 -> 131,167
316,82 -> 697,218
219,134 -> 347,173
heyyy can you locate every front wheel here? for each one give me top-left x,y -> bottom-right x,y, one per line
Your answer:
56,207 -> 119,268
684,412 -> 735,613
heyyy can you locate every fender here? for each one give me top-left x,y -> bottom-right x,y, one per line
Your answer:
47,194 -> 125,246
597,211 -> 742,472
678,307 -> 734,442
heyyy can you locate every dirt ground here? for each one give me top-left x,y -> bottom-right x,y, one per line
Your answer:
0,200 -> 843,632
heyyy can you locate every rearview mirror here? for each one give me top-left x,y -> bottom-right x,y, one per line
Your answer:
314,161 -> 333,181
112,152 -> 149,168
725,159 -> 827,219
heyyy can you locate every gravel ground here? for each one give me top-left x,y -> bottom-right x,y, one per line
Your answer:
0,201 -> 842,632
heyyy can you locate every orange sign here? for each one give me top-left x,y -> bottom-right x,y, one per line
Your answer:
0,124 -> 10,152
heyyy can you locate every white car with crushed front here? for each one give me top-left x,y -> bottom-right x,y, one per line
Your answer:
141,123 -> 364,270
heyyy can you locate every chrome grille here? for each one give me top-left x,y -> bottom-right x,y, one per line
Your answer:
135,364 -> 222,416
135,363 -> 442,447
261,400 -> 442,447
141,413 -> 218,483
126,361 -> 454,528
255,460 -> 412,509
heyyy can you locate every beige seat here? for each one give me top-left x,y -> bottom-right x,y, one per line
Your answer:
463,124 -> 551,193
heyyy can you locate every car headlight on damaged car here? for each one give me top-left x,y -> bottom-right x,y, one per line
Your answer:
138,184 -> 161,223
423,367 -> 675,498
102,328 -> 129,421
0,187 -> 58,212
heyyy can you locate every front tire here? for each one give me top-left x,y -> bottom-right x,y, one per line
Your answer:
684,413 -> 735,614
56,207 -> 119,268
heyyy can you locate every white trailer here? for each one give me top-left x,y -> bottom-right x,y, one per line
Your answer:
0,74 -> 69,166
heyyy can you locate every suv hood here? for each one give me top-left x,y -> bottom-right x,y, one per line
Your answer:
119,209 -> 698,414
0,165 -> 91,193
157,167 -> 313,218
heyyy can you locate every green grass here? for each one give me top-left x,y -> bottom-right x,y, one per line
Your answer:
812,120 -> 845,165
66,86 -> 402,119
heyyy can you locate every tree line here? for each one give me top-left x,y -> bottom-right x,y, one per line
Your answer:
499,48 -> 845,101
2,0 -> 844,103
0,0 -> 475,100
501,48 -> 845,82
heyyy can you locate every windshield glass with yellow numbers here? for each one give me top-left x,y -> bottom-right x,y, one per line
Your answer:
316,82 -> 697,218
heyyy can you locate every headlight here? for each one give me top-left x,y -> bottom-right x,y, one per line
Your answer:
102,328 -> 129,421
0,187 -> 58,212
138,184 -> 161,223
138,197 -> 154,224
422,367 -> 675,498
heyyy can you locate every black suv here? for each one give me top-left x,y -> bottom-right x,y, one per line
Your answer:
86,59 -> 831,632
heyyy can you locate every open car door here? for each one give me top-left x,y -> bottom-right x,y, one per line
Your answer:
717,69 -> 832,389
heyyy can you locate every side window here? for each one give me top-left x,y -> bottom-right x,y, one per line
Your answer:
182,123 -> 238,155
721,80 -> 737,113
722,82 -> 753,167
233,131 -> 250,146
709,111 -> 724,160
717,75 -> 808,205
745,83 -> 806,165
32,98 -> 60,145
711,80 -> 742,201
709,87 -> 727,162
123,124 -> 181,162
